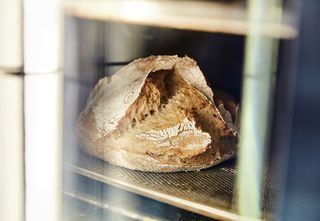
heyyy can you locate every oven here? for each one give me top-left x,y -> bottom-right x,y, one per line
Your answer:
1,0 -> 320,221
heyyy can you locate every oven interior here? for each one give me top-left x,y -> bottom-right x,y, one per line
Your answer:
62,17 -> 285,221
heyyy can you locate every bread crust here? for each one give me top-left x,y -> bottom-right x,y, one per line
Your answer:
84,143 -> 235,172
77,55 -> 238,172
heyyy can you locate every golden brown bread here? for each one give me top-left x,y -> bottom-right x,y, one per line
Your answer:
77,55 -> 238,172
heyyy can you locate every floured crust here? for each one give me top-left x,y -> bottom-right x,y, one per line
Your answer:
80,56 -> 214,138
77,55 -> 238,172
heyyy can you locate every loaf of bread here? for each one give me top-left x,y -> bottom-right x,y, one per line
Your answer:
77,55 -> 239,172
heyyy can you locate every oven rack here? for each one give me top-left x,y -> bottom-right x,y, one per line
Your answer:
64,148 -> 277,221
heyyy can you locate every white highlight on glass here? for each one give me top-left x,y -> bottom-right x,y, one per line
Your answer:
24,0 -> 62,73
24,73 -> 63,221
121,1 -> 157,20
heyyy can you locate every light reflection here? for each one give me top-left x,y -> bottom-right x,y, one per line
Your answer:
24,73 -> 63,221
237,0 -> 281,219
24,0 -> 62,73
121,1 -> 158,20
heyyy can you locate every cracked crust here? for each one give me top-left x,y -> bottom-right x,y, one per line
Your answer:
77,55 -> 238,172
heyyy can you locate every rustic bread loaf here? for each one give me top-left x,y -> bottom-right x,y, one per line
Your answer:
77,55 -> 238,172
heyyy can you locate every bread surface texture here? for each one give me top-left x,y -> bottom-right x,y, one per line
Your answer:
77,55 -> 238,172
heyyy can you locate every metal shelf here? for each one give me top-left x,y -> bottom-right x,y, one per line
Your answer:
64,148 -> 277,221
63,0 -> 298,39
63,174 -> 216,221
